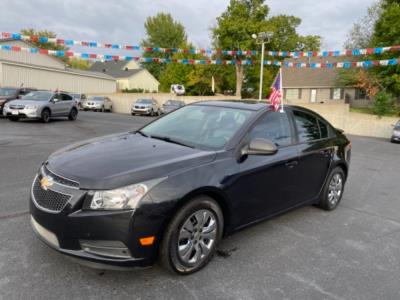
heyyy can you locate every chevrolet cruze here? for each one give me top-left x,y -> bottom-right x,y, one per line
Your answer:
30,101 -> 351,274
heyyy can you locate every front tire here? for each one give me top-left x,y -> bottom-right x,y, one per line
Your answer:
41,109 -> 50,123
159,196 -> 223,275
68,108 -> 78,121
9,116 -> 19,122
317,167 -> 346,211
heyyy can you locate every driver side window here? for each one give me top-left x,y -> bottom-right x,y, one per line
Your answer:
247,112 -> 293,147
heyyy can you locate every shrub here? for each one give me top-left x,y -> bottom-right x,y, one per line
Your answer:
372,91 -> 394,117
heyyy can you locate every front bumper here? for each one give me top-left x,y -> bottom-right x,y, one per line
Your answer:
391,135 -> 400,142
29,168 -> 165,269
83,105 -> 102,110
131,107 -> 151,115
3,107 -> 39,118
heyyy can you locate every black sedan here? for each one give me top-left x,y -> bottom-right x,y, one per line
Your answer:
30,101 -> 351,274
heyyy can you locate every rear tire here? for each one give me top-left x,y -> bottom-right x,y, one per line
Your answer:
68,108 -> 78,121
316,167 -> 346,211
159,196 -> 223,275
41,109 -> 50,123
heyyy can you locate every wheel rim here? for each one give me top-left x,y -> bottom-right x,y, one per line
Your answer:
71,110 -> 77,119
177,209 -> 217,267
328,173 -> 343,206
43,112 -> 49,122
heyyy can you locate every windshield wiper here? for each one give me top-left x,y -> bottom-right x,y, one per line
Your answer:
136,130 -> 149,138
149,135 -> 195,148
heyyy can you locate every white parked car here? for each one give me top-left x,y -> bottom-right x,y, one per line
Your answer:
170,84 -> 185,96
82,96 -> 113,112
131,99 -> 160,116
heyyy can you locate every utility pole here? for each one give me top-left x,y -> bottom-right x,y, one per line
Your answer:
252,32 -> 273,101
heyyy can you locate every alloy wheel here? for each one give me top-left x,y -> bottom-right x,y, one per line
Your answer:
328,173 -> 343,206
177,209 -> 217,267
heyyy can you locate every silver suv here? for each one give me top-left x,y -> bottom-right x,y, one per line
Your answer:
82,96 -> 113,112
3,91 -> 78,123
131,98 -> 160,116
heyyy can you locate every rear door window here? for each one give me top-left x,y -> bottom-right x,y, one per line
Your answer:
293,110 -> 321,142
61,94 -> 73,101
318,119 -> 329,139
247,111 -> 293,147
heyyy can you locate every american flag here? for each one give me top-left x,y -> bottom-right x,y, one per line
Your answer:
268,69 -> 282,111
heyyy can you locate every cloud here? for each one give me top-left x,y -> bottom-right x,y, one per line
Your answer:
0,0 -> 376,52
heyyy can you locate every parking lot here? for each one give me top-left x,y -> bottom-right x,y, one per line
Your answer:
1,111 -> 400,300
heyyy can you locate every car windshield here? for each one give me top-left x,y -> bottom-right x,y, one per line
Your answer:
20,91 -> 53,101
137,99 -> 153,104
141,105 -> 254,149
88,97 -> 104,101
395,123 -> 400,130
165,100 -> 182,106
0,88 -> 17,96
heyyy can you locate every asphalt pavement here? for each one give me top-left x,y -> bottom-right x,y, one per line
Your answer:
1,111 -> 400,300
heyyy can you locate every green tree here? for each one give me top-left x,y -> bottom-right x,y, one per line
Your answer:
67,58 -> 91,70
212,0 -> 320,97
20,28 -> 67,51
141,13 -> 188,79
344,1 -> 382,49
370,0 -> 400,97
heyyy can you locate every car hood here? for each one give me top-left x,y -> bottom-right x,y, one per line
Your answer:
0,96 -> 16,101
46,132 -> 216,190
6,99 -> 46,106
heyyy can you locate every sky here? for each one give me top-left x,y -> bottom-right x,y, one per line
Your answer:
0,0 -> 377,54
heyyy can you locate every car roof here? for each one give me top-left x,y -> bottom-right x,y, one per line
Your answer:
192,100 -> 273,111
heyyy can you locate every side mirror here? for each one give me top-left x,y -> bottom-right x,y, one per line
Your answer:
242,138 -> 278,156
52,98 -> 60,103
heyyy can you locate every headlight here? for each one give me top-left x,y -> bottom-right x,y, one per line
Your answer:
4,103 -> 10,109
25,105 -> 38,109
89,178 -> 166,210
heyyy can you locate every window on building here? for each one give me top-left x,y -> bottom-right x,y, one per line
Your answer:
331,88 -> 343,100
247,112 -> 293,147
284,89 -> 301,100
293,110 -> 321,142
355,89 -> 368,100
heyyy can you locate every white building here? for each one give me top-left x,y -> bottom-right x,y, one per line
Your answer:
90,60 -> 159,92
0,39 -> 116,93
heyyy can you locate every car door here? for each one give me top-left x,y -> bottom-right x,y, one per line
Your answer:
227,110 -> 299,225
106,98 -> 112,110
60,93 -> 74,115
50,93 -> 64,116
291,109 -> 333,203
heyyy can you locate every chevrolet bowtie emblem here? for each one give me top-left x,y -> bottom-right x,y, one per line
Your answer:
40,176 -> 53,190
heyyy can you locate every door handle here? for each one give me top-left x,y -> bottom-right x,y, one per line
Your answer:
285,160 -> 298,168
319,149 -> 331,157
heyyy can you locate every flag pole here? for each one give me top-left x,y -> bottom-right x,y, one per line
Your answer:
279,67 -> 284,112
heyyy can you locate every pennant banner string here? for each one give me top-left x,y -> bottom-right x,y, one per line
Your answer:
2,31 -> 400,58
0,44 -> 399,68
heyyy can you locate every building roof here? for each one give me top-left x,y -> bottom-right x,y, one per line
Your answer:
282,57 -> 347,88
89,60 -> 146,78
90,60 -> 129,72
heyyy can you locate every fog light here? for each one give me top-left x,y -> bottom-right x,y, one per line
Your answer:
79,240 -> 131,259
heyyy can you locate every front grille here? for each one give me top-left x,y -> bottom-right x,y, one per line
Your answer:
10,104 -> 25,109
32,176 -> 72,213
43,166 -> 79,188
